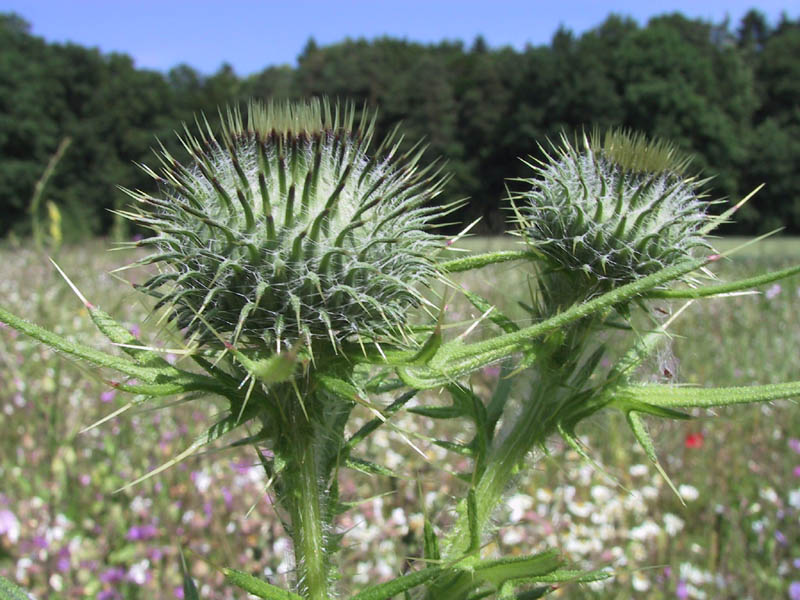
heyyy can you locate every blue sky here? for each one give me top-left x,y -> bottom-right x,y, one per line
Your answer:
4,1 -> 797,76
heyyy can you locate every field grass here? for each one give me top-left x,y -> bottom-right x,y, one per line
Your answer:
0,237 -> 798,599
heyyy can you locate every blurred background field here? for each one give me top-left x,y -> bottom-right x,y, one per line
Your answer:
0,236 -> 798,599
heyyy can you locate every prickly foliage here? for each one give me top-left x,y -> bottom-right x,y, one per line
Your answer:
514,130 -> 712,291
121,99 -> 450,351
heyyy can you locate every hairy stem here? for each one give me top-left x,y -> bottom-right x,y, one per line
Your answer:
286,429 -> 328,600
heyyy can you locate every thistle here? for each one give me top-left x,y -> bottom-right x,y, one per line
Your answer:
121,99 -> 450,353
513,129 -> 712,294
3,111 -> 800,600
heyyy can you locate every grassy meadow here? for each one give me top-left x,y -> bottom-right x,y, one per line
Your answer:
0,236 -> 799,599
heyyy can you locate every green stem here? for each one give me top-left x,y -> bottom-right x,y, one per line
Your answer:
286,429 -> 328,600
428,395 -> 554,600
456,387 -> 552,559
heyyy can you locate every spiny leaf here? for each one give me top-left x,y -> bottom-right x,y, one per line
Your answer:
616,381 -> 800,409
0,305 -> 164,382
408,405 -> 465,419
116,411 -> 254,492
346,390 -> 416,450
463,290 -> 519,334
433,440 -> 475,456
223,568 -> 302,599
471,550 -> 563,587
179,550 -> 200,600
0,575 -> 31,600
645,263 -> 800,299
345,457 -> 401,478
524,568 -> 612,584
440,250 -> 536,273
400,257 -> 712,389
625,411 -> 683,502
350,567 -> 444,600
467,488 -> 480,553
405,322 -> 443,365
88,307 -> 174,370
424,518 -> 440,562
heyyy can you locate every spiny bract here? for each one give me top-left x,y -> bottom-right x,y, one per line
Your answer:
121,99 -> 450,351
514,130 -> 712,290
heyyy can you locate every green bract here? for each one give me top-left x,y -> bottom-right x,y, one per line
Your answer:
514,130 -> 712,291
121,99 -> 449,351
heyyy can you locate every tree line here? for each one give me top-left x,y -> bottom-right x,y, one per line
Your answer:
1,10 -> 798,238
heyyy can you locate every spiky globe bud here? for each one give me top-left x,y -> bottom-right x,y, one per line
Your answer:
122,99 -> 449,351
514,130 -> 711,291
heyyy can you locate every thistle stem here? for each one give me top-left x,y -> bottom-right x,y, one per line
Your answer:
449,384 -> 553,560
286,430 -> 328,600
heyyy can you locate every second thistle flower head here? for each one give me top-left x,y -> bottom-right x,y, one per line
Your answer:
514,129 -> 712,291
123,99 -> 449,352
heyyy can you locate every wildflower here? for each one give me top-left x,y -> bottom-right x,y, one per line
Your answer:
127,559 -> 151,585
684,432 -> 704,449
678,484 -> 700,502
99,567 -> 126,584
676,579 -> 689,599
100,389 -> 116,403
632,571 -> 651,591
664,513 -> 685,536
789,438 -> 800,454
126,524 -> 158,541
0,508 -> 20,543
793,466 -> 800,478
764,283 -> 782,300
790,581 -> 800,600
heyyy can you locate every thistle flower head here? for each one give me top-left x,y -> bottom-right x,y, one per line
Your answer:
122,99 -> 449,352
513,129 -> 712,291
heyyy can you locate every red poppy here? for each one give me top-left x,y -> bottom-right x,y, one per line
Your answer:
684,432 -> 704,449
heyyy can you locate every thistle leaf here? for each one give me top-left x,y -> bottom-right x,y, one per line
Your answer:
179,550 -> 200,600
616,381 -> 800,409
223,568 -> 302,600
0,575 -> 31,600
463,290 -> 519,334
625,411 -> 683,502
399,257 -> 711,389
344,457 -> 402,478
471,550 -> 563,588
440,250 -> 536,274
115,411 -> 254,492
350,567 -> 444,600
646,263 -> 800,299
0,305 -> 163,382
